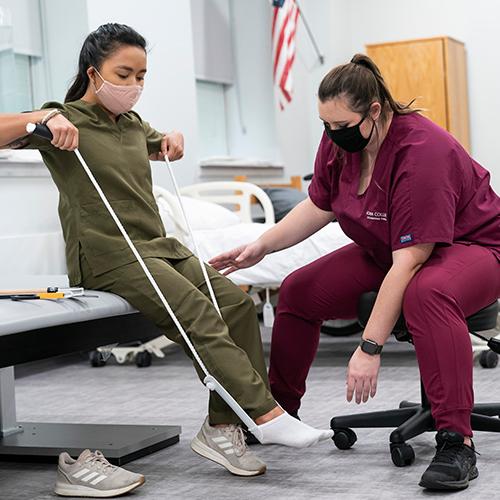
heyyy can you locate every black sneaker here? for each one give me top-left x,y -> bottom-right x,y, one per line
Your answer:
419,430 -> 478,490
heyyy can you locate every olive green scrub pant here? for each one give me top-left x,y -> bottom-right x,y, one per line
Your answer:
79,253 -> 277,424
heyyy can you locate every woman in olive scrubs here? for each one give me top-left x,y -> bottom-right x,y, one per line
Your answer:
0,23 -> 332,478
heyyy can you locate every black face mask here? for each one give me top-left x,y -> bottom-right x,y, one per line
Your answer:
325,115 -> 375,153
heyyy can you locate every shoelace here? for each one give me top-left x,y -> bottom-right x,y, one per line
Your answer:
84,450 -> 117,472
222,425 -> 247,457
432,442 -> 479,465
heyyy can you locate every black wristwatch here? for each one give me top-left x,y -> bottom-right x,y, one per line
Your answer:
359,338 -> 383,355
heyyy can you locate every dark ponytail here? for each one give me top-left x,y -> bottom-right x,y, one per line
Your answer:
318,53 -> 417,121
65,23 -> 147,103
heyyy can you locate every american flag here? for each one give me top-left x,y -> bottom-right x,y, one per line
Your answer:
272,0 -> 300,110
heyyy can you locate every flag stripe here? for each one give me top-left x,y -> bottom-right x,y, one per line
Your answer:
272,0 -> 299,110
273,7 -> 292,79
272,6 -> 279,40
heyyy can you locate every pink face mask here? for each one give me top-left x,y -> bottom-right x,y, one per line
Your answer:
92,68 -> 143,115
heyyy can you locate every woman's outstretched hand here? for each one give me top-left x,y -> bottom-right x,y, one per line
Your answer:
209,240 -> 268,276
346,346 -> 381,404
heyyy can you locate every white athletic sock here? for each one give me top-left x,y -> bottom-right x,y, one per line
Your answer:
256,412 -> 333,448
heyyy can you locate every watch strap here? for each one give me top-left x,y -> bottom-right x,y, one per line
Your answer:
40,109 -> 61,125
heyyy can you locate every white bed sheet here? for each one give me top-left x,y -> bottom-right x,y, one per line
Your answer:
154,182 -> 353,287
186,222 -> 352,286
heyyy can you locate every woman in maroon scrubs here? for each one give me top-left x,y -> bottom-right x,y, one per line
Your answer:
210,54 -> 500,491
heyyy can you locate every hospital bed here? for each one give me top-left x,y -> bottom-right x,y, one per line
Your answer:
154,181 -> 353,288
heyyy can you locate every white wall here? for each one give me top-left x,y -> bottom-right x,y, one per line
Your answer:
274,0 -> 346,180
344,0 -> 500,192
191,0 -> 233,84
278,0 -> 500,191
221,0 -> 335,175
0,0 -> 43,56
38,0 -> 89,105
224,0 -> 340,177
225,0 -> 279,161
0,163 -> 65,276
86,0 -> 200,188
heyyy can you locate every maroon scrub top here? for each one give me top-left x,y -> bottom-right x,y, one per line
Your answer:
309,113 -> 500,269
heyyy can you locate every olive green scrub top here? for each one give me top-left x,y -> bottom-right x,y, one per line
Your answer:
25,100 -> 192,285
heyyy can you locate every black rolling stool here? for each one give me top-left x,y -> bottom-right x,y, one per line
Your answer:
330,291 -> 500,467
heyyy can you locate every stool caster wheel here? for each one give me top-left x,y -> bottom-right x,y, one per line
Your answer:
390,443 -> 415,467
135,351 -> 152,368
332,428 -> 357,450
480,350 -> 498,369
89,350 -> 107,367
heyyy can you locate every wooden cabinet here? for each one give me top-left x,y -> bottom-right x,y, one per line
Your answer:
366,37 -> 470,150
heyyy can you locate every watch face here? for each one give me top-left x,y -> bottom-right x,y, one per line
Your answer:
361,339 -> 379,355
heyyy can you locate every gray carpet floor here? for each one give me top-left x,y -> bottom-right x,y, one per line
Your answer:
1,327 -> 500,500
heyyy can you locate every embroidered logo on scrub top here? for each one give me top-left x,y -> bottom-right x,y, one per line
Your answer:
400,234 -> 413,244
366,210 -> 387,221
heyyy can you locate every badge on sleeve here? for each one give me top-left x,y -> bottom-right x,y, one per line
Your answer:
400,234 -> 413,244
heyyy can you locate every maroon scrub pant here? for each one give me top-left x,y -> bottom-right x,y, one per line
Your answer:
269,242 -> 500,436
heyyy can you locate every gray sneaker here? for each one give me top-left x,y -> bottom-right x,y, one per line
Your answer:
54,449 -> 145,497
191,417 -> 266,476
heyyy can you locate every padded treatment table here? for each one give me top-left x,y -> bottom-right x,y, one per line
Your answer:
0,276 -> 180,465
